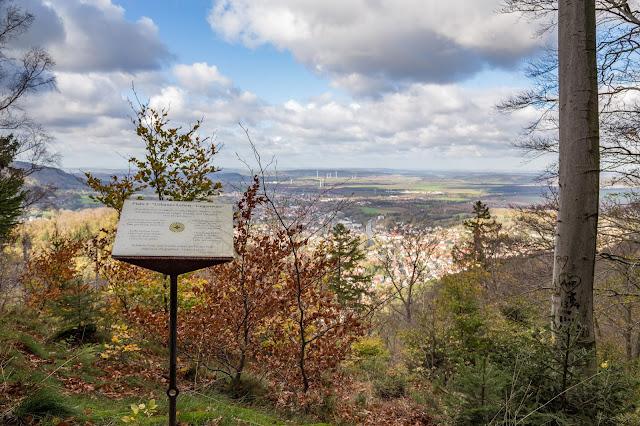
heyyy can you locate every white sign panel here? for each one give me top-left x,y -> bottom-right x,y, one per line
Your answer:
112,200 -> 234,258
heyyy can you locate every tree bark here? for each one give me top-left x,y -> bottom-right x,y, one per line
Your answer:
552,0 -> 599,371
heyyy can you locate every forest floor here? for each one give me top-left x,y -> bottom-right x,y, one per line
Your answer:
0,308 -> 329,425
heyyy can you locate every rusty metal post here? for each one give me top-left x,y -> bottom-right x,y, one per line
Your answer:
168,274 -> 179,426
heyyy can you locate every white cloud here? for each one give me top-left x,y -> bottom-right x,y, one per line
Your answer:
25,72 -> 129,126
29,64 -> 539,170
174,63 -> 233,92
208,0 -> 544,95
149,86 -> 188,115
10,0 -> 543,171
209,82 -> 541,170
13,0 -> 66,48
21,0 -> 171,72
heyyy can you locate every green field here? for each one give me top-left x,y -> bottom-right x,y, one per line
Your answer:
360,206 -> 397,215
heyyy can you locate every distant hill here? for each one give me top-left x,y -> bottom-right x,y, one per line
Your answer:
11,163 -> 551,212
74,168 -> 250,189
15,164 -> 543,190
13,161 -> 85,190
12,164 -> 249,192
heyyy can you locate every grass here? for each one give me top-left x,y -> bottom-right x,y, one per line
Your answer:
0,308 -> 331,425
343,182 -> 483,193
434,197 -> 470,202
17,333 -> 53,359
360,207 -> 396,215
12,388 -> 76,420
27,391 -> 296,425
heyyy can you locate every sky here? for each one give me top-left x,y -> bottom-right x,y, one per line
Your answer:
16,0 -> 555,172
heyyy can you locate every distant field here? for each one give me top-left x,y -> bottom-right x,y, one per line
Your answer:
342,182 -> 483,193
433,197 -> 471,202
337,178 -> 539,201
360,206 -> 398,215
260,172 -> 546,225
30,167 -> 548,215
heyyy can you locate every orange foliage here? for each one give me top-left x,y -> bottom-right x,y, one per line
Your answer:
87,228 -> 166,313
21,237 -> 84,309
259,235 -> 367,405
128,177 -> 368,407
339,398 -> 436,425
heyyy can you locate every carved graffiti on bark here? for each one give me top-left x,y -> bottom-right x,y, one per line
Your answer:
556,255 -> 569,269
559,273 -> 581,293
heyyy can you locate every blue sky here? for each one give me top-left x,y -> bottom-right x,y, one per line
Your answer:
17,0 -> 554,172
120,0 -> 333,103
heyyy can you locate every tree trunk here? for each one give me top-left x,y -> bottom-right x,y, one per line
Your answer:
552,0 -> 599,372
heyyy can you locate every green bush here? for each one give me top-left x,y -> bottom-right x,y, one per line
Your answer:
48,278 -> 102,343
352,335 -> 389,375
446,335 -> 640,425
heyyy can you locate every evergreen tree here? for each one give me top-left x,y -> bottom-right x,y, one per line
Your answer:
0,134 -> 25,241
453,201 -> 502,270
327,223 -> 371,311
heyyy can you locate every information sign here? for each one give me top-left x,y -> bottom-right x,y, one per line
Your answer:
110,199 -> 234,425
112,199 -> 234,259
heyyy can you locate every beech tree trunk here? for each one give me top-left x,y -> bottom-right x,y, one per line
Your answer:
552,0 -> 599,370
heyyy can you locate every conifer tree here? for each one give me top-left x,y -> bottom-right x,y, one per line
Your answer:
0,134 -> 25,241
327,223 -> 371,310
453,201 -> 502,270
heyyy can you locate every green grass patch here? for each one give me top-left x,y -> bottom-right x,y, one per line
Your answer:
361,207 -> 396,215
435,197 -> 470,202
17,333 -> 52,359
12,387 -> 76,423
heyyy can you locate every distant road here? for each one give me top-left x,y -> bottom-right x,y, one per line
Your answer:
365,219 -> 374,247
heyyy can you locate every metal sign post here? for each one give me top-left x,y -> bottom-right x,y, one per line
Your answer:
168,274 -> 178,425
111,200 -> 234,426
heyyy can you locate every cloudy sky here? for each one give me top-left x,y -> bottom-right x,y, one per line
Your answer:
16,0 -> 553,172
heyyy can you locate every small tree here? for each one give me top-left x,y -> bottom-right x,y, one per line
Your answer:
85,101 -> 222,211
379,224 -> 439,326
260,200 -> 367,403
0,134 -> 25,241
452,201 -> 503,271
327,223 -> 372,311
20,236 -> 83,310
240,128 -> 367,405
